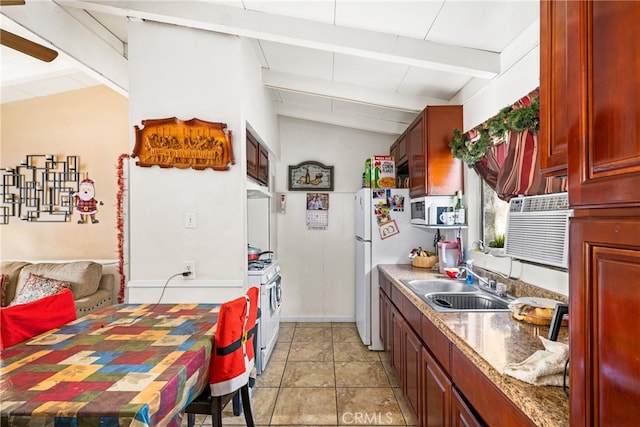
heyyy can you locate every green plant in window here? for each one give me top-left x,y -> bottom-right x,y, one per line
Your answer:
488,234 -> 505,248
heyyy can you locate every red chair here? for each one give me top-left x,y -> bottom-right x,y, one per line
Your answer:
0,288 -> 77,350
185,286 -> 259,427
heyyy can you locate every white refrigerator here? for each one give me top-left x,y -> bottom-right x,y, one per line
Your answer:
355,188 -> 420,350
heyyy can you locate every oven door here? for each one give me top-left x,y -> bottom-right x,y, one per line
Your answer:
258,274 -> 281,374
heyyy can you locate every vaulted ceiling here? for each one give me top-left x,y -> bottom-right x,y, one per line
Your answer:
1,1 -> 539,134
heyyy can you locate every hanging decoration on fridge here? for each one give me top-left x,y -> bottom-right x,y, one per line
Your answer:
373,189 -> 405,240
306,192 -> 329,230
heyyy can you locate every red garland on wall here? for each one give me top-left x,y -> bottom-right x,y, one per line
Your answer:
116,154 -> 129,303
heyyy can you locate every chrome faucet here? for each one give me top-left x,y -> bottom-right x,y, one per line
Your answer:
463,261 -> 496,290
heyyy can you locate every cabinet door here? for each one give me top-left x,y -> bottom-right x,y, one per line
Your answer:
396,132 -> 408,166
379,290 -> 390,352
257,145 -> 269,185
451,387 -> 482,427
408,113 -> 426,198
422,346 -> 451,427
539,0 -> 571,176
404,325 -> 421,421
568,1 -> 640,208
569,215 -> 640,426
390,304 -> 403,382
246,133 -> 258,179
424,106 -> 463,196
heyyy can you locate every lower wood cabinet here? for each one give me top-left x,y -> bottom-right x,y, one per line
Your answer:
423,346 -> 451,426
404,319 -> 422,419
380,285 -> 481,426
379,273 -> 535,427
451,387 -> 482,427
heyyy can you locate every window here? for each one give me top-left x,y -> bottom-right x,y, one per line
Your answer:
481,179 -> 509,248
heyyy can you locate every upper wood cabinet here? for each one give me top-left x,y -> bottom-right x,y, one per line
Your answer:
246,130 -> 269,186
566,1 -> 640,208
390,131 -> 408,166
539,0 -> 571,177
406,105 -> 463,198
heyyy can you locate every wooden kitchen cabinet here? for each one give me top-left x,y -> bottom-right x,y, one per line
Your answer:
407,105 -> 463,198
390,303 -> 403,382
423,346 -> 452,427
556,2 -> 640,425
569,216 -> 640,426
246,130 -> 269,186
539,0 -> 571,177
379,287 -> 392,354
566,1 -> 640,208
451,387 -> 482,427
389,105 -> 462,197
390,131 -> 408,167
403,320 -> 422,420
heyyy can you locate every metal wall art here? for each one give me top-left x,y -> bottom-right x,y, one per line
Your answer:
1,155 -> 80,224
132,117 -> 234,171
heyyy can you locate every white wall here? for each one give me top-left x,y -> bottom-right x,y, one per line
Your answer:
275,117 -> 395,321
126,21 -> 278,303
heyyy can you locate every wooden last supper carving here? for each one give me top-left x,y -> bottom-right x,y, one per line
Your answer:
132,117 -> 234,171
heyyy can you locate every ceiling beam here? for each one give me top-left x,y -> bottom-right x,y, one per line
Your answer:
58,0 -> 500,79
275,102 -> 409,135
262,70 -> 449,112
2,0 -> 128,93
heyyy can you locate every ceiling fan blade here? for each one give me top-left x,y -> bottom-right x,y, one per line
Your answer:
0,1 -> 26,5
0,29 -> 58,62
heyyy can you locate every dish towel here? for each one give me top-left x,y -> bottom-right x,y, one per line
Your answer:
503,336 -> 568,386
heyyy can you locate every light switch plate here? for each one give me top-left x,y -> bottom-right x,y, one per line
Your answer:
185,212 -> 196,229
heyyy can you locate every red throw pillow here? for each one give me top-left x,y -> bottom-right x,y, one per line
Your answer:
0,288 -> 77,350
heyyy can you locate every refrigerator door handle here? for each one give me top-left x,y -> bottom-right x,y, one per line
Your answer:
356,236 -> 371,243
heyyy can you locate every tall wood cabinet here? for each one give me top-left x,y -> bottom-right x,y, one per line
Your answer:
545,1 -> 640,425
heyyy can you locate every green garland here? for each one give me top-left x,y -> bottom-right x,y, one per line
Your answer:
449,96 -> 540,165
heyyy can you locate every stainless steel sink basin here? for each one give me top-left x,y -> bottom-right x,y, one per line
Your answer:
426,293 -> 510,311
401,278 -> 513,312
401,279 -> 477,294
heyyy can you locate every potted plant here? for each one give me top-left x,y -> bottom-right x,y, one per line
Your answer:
487,234 -> 505,256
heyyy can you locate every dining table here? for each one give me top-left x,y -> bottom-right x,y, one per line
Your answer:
0,303 -> 221,427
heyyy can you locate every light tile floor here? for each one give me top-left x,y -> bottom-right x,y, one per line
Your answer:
184,322 -> 418,426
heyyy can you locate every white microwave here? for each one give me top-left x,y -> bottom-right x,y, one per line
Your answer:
410,196 -> 455,225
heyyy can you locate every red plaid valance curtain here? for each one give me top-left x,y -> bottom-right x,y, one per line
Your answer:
469,88 -> 567,201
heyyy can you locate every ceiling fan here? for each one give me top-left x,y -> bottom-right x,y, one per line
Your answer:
0,0 -> 58,62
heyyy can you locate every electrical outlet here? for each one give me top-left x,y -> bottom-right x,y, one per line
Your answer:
183,261 -> 195,279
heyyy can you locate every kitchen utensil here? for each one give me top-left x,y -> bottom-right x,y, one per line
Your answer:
248,245 -> 273,261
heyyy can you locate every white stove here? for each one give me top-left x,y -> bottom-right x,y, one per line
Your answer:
248,260 -> 281,375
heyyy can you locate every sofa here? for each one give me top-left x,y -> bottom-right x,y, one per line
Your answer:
1,260 -> 115,317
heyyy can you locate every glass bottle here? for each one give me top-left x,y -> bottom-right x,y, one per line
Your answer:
455,190 -> 466,224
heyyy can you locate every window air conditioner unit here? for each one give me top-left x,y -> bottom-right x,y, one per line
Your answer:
504,193 -> 572,269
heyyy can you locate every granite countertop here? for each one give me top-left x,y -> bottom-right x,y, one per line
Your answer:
378,264 -> 569,427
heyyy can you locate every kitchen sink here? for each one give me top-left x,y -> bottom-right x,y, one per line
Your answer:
401,279 -> 513,312
425,293 -> 511,311
401,279 -> 477,294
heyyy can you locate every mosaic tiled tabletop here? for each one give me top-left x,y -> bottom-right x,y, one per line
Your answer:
0,303 -> 221,427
